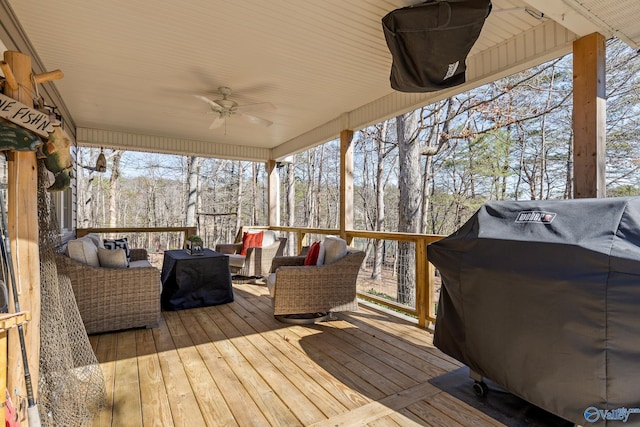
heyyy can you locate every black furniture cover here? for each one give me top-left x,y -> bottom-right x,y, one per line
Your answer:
382,0 -> 491,92
428,197 -> 640,426
161,249 -> 233,310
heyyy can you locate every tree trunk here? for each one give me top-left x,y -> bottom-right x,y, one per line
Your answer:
251,162 -> 258,224
565,133 -> 574,199
316,145 -> 324,227
185,156 -> 200,228
108,150 -> 123,228
396,111 -> 421,306
372,122 -> 388,280
286,162 -> 296,254
235,161 -> 243,233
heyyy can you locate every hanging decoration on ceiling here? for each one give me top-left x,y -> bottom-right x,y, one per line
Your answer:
382,0 -> 492,93
95,147 -> 107,173
0,62 -> 72,191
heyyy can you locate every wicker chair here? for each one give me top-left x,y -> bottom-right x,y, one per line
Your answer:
268,249 -> 365,323
215,232 -> 287,278
55,248 -> 161,334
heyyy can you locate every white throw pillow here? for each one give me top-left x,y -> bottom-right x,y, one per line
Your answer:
316,242 -> 326,265
66,237 -> 100,267
261,230 -> 276,247
323,236 -> 347,265
98,247 -> 128,268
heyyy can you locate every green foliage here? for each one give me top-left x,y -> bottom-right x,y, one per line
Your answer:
608,185 -> 640,197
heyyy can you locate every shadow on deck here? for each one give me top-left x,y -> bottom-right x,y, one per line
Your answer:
88,282 -> 557,427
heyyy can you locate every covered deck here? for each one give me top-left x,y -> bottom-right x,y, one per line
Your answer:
1,1 -> 640,425
90,282 -> 502,427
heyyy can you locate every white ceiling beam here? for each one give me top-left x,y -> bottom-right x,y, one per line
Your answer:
76,128 -> 271,162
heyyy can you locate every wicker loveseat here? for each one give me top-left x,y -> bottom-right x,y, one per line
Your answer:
55,244 -> 161,335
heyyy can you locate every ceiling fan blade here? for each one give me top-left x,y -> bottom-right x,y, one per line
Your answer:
209,115 -> 225,129
236,102 -> 276,114
240,113 -> 273,127
194,95 -> 223,112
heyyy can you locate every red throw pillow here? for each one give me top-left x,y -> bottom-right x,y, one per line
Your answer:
241,231 -> 264,256
304,241 -> 321,266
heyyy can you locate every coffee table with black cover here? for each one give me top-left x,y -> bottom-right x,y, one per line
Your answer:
161,249 -> 233,310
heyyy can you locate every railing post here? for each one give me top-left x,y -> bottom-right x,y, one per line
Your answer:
427,261 -> 436,322
415,237 -> 428,328
339,129 -> 354,240
298,231 -> 305,254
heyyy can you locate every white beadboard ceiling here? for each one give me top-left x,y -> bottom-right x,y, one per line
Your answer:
2,0 -> 639,161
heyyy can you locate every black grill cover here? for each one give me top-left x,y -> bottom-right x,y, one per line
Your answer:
382,0 -> 491,93
428,197 -> 640,425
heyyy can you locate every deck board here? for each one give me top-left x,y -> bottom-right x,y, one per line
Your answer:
229,290 -> 372,411
182,309 -> 264,427
112,330 -> 142,427
94,333 -> 116,427
216,303 -> 346,420
152,314 -> 207,427
90,282 -> 507,427
135,328 -> 174,427
191,307 -> 297,426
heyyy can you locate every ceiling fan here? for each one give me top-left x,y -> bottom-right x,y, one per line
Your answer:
194,86 -> 275,130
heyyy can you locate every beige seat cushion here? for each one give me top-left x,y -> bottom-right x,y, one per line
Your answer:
323,236 -> 347,264
227,253 -> 246,268
129,259 -> 153,268
98,247 -> 128,268
67,237 -> 100,267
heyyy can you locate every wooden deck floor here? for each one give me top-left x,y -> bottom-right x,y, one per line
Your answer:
88,282 -> 506,427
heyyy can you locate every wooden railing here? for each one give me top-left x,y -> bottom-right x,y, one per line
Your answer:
76,227 -> 197,247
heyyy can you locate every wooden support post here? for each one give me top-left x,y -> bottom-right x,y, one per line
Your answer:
297,231 -> 305,255
340,130 -> 354,239
3,50 -> 41,415
573,33 -> 606,198
426,261 -> 436,322
267,160 -> 280,227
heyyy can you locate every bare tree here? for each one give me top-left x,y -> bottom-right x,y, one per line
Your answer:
235,161 -> 244,232
396,111 -> 421,305
185,156 -> 200,229
286,162 -> 296,254
108,150 -> 123,228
